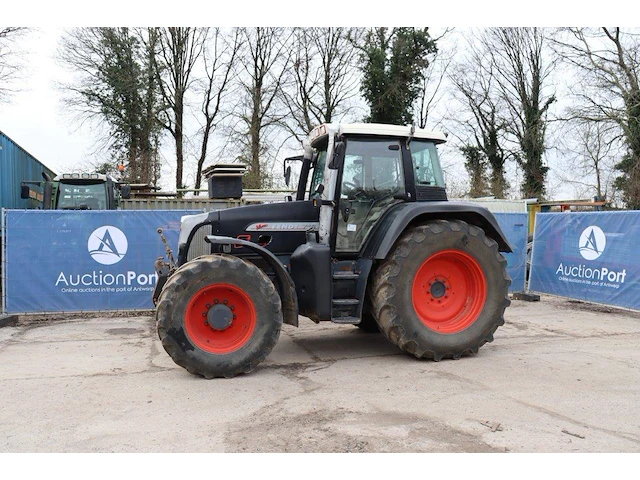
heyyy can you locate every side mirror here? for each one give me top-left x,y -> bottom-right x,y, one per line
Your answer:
20,184 -> 30,199
120,184 -> 131,199
284,165 -> 291,187
329,141 -> 345,170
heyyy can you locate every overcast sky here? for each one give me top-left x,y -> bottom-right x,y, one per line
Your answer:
1,4 -> 627,199
0,27 -> 94,175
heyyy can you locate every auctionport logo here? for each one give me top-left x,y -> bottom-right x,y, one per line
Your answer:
554,224 -> 626,288
88,226 -> 128,265
579,226 -> 606,260
57,225 -> 156,292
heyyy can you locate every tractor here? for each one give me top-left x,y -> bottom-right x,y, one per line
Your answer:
153,123 -> 512,378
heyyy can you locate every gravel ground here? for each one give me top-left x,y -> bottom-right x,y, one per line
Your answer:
0,294 -> 639,453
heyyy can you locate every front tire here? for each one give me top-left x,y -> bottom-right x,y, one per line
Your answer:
156,255 -> 282,378
370,220 -> 510,361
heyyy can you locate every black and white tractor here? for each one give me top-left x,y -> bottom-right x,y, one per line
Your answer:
153,123 -> 512,378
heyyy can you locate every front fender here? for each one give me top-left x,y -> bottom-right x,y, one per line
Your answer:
205,235 -> 299,327
362,201 -> 513,260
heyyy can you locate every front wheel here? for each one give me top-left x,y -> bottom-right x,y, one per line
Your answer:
156,255 -> 282,378
370,220 -> 510,361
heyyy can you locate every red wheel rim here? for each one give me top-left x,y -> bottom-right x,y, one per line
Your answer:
411,249 -> 487,334
185,283 -> 256,354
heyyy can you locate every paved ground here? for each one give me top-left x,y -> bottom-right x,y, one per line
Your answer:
1,295 -> 639,453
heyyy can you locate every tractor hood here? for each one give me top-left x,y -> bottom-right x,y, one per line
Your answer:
218,201 -> 319,233
178,200 -> 320,264
216,201 -> 319,256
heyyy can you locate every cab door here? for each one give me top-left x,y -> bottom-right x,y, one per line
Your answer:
334,138 -> 406,253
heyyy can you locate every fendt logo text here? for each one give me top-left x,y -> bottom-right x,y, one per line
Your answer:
579,226 -> 606,260
88,226 -> 128,265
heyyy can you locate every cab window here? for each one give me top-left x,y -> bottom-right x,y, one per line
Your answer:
335,138 -> 405,252
309,150 -> 327,199
410,140 -> 445,187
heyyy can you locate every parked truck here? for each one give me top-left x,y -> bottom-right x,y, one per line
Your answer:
1,130 -> 57,263
20,172 -> 133,210
1,130 -> 56,213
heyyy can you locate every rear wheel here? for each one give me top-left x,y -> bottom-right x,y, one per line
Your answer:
156,255 -> 282,378
370,220 -> 510,360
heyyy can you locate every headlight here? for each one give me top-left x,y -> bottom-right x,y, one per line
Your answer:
178,212 -> 210,246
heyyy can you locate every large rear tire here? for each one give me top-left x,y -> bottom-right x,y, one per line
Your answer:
370,220 -> 510,360
156,255 -> 282,378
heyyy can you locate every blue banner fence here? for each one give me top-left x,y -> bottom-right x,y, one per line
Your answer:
1,210 -> 529,314
494,213 -> 528,293
1,210 -> 198,313
528,211 -> 640,311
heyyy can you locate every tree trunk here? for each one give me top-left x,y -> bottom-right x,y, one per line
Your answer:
175,99 -> 184,195
245,114 -> 262,189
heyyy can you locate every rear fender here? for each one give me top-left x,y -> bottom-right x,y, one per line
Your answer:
205,235 -> 299,327
362,202 -> 513,260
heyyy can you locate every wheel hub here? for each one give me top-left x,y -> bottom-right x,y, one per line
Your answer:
185,283 -> 256,354
429,279 -> 446,299
412,249 -> 487,334
206,304 -> 233,331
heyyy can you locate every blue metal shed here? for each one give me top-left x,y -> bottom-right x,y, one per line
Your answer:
0,129 -> 56,212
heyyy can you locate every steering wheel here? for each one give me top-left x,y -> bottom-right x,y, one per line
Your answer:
374,179 -> 397,190
342,181 -> 359,190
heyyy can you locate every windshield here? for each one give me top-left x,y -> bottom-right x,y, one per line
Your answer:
410,140 -> 445,187
56,181 -> 108,210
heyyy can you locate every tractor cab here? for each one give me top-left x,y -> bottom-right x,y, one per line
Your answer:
155,123 -> 512,379
291,123 -> 448,254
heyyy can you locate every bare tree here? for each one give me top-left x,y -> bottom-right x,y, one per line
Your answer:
0,27 -> 28,103
282,27 -> 362,140
192,29 -> 241,195
415,28 -> 454,129
557,120 -> 622,202
552,27 -> 640,209
450,36 -> 510,198
232,27 -> 292,189
154,27 -> 208,193
484,28 -> 556,199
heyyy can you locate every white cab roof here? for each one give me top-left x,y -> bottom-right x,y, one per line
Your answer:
309,123 -> 447,144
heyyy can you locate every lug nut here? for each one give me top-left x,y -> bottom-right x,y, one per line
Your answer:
223,300 -> 228,305
230,306 -> 235,311
233,315 -> 237,319
206,304 -> 211,308
214,299 -> 219,304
